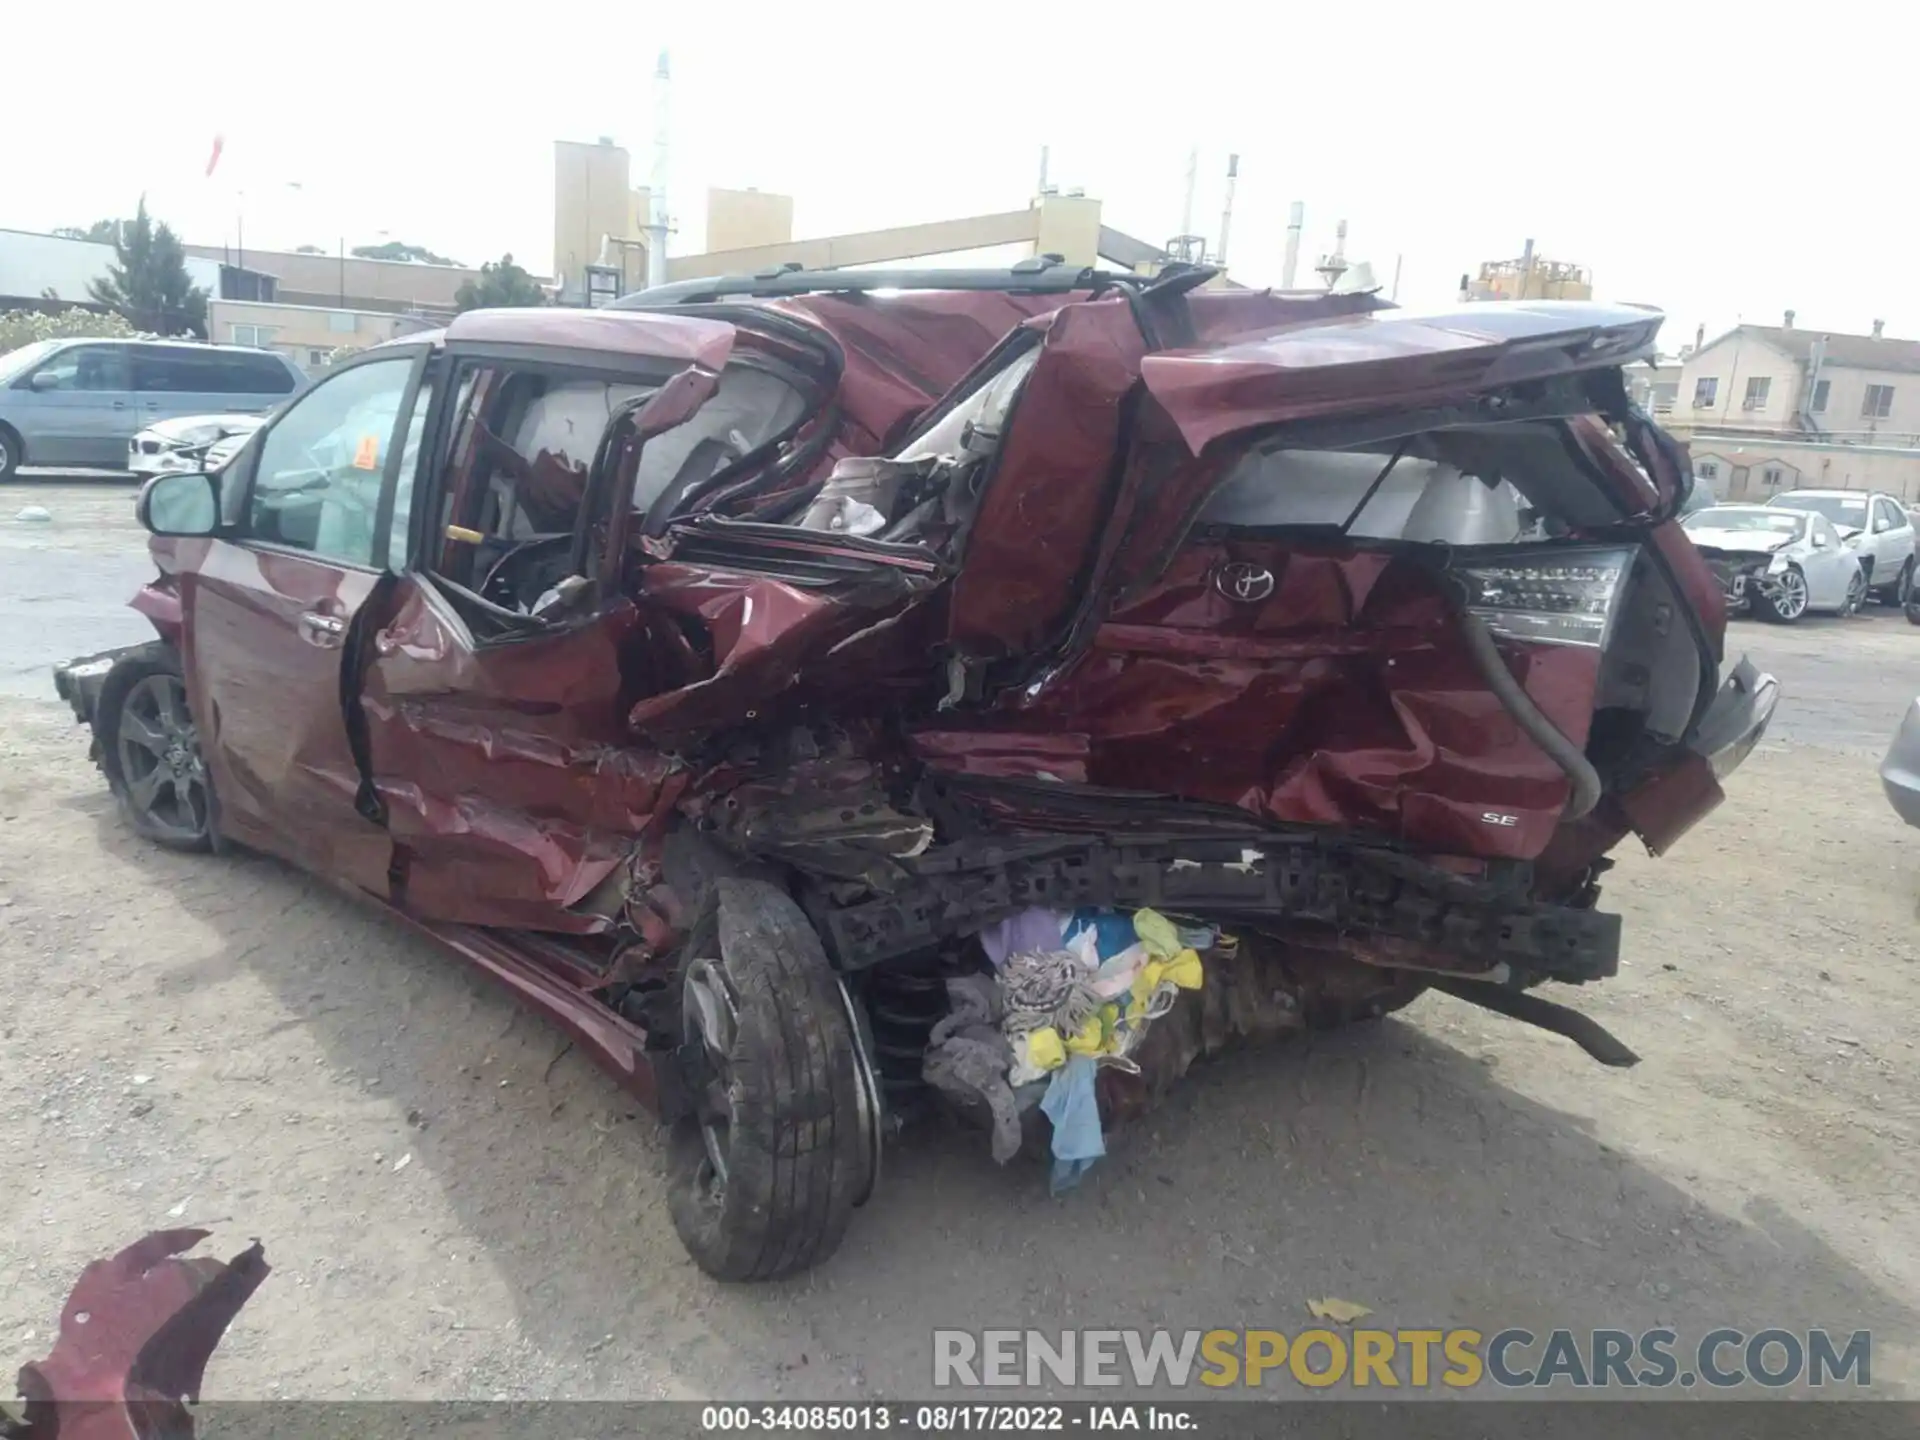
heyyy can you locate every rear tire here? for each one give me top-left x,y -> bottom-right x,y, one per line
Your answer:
1752,564 -> 1809,623
667,879 -> 871,1283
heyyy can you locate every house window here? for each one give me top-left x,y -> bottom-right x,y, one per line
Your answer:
1863,384 -> 1895,419
1652,382 -> 1678,412
1742,376 -> 1772,410
1698,461 -> 1719,479
308,349 -> 327,367
1763,467 -> 1783,487
1811,379 -> 1830,413
230,323 -> 277,348
1692,377 -> 1719,408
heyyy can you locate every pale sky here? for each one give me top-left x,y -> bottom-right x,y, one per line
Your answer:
9,0 -> 1915,353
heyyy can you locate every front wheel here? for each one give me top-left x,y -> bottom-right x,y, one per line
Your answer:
96,643 -> 215,852
0,425 -> 21,482
667,879 -> 875,1283
1752,564 -> 1810,623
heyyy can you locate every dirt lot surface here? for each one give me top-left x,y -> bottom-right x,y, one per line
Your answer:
3,480 -> 1919,1402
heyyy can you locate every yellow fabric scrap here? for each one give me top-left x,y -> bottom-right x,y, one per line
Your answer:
1026,1027 -> 1066,1072
1133,907 -> 1182,959
1127,950 -> 1205,1017
1307,1297 -> 1373,1324
1064,1014 -> 1107,1057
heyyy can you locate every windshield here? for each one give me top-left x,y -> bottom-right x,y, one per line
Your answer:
1769,492 -> 1868,527
0,340 -> 61,384
1684,507 -> 1805,538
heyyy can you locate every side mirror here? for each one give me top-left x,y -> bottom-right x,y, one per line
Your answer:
1811,532 -> 1829,549
27,370 -> 61,392
137,471 -> 221,537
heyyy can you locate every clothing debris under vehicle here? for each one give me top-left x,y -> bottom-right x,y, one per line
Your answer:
925,904 -> 1211,1188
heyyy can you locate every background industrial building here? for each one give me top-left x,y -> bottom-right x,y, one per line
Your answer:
1663,315 -> 1920,501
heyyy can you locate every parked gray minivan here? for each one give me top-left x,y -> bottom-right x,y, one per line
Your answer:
0,338 -> 304,479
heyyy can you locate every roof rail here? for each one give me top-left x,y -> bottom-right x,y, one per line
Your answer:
610,255 -> 1146,309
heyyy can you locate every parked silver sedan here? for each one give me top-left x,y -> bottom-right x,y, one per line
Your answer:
129,412 -> 269,482
1680,504 -> 1865,623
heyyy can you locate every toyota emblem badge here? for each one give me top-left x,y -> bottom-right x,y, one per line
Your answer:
1212,561 -> 1276,603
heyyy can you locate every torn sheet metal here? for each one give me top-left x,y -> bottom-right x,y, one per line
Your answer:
13,1229 -> 267,1440
771,291 -> 1073,451
923,543 -> 1603,860
942,299 -> 1148,662
443,307 -> 736,372
700,753 -> 932,889
1139,301 -> 1663,457
361,582 -> 684,930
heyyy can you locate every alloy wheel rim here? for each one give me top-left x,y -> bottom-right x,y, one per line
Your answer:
683,957 -> 739,1204
1777,570 -> 1808,618
1847,572 -> 1866,613
116,674 -> 209,841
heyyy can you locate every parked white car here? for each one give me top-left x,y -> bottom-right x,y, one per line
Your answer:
1681,504 -> 1865,623
129,413 -> 270,483
1766,489 -> 1916,605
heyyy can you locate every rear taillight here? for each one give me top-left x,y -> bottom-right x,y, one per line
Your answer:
1454,545 -> 1636,649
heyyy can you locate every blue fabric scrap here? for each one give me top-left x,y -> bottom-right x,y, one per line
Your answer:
1039,1054 -> 1106,1194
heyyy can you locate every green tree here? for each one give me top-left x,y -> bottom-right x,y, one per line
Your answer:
455,254 -> 547,311
85,199 -> 207,336
53,220 -> 123,243
353,240 -> 460,266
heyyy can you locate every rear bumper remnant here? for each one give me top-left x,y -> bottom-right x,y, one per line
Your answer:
53,646 -> 140,728
1690,654 -> 1780,782
1614,655 -> 1778,856
1881,698 -> 1920,830
820,834 -> 1621,983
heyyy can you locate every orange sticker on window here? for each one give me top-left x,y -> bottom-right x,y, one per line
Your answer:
352,434 -> 380,470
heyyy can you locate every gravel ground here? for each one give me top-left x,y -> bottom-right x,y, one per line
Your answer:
2,481 -> 1918,1403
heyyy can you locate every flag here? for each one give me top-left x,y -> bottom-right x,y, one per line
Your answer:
206,133 -> 225,178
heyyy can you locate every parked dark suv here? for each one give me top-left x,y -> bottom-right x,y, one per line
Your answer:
55,263 -> 1777,1280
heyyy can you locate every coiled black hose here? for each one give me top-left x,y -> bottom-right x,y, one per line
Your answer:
1442,575 -> 1605,821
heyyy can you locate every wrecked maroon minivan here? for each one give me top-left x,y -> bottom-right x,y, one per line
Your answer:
56,262 -> 1777,1281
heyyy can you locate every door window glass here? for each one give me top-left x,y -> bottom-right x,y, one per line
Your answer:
385,372 -> 442,569
246,356 -> 416,566
32,345 -> 128,391
131,348 -> 211,393
236,352 -> 298,394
